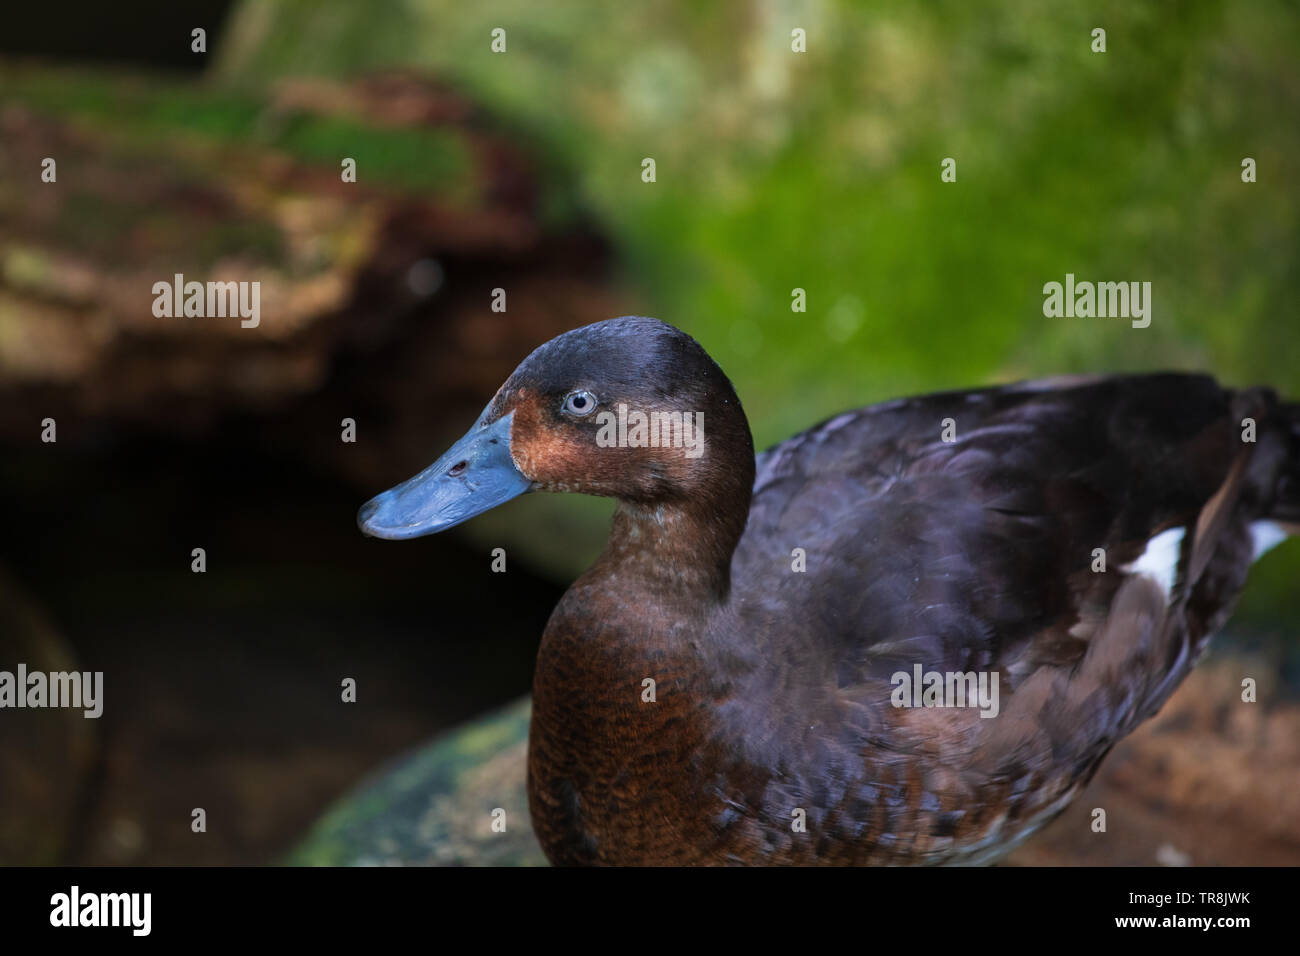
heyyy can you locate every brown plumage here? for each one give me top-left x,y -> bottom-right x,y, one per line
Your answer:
360,317 -> 1299,865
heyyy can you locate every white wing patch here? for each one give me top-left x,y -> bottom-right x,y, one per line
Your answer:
1122,522 -> 1288,602
1250,520 -> 1289,561
1123,527 -> 1185,601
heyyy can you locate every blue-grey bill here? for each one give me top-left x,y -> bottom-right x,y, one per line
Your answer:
357,410 -> 532,539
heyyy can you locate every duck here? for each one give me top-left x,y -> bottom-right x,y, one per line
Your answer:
358,316 -> 1298,865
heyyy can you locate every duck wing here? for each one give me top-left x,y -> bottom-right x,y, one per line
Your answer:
719,373 -> 1290,861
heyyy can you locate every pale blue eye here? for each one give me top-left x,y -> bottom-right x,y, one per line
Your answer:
562,390 -> 597,417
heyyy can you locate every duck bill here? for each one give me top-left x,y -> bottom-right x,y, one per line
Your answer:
358,410 -> 532,539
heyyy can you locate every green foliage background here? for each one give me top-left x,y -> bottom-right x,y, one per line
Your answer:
216,0 -> 1299,623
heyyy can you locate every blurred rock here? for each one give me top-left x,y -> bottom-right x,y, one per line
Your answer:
289,696 -> 544,866
0,64 -> 623,471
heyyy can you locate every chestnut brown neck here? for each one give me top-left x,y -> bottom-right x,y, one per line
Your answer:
594,407 -> 755,608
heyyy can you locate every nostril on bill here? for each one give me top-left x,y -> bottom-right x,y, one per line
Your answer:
448,460 -> 468,477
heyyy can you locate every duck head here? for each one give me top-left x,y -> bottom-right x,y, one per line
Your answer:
358,316 -> 755,549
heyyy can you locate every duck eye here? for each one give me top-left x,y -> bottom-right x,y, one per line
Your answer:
561,389 -> 597,418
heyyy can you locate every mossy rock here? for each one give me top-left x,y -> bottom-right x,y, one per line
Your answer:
289,696 -> 547,866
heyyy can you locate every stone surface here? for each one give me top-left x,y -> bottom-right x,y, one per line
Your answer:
0,65 -> 621,472
290,696 -> 544,866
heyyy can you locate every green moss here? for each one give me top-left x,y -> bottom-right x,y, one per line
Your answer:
288,698 -> 544,866
1,66 -> 472,200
